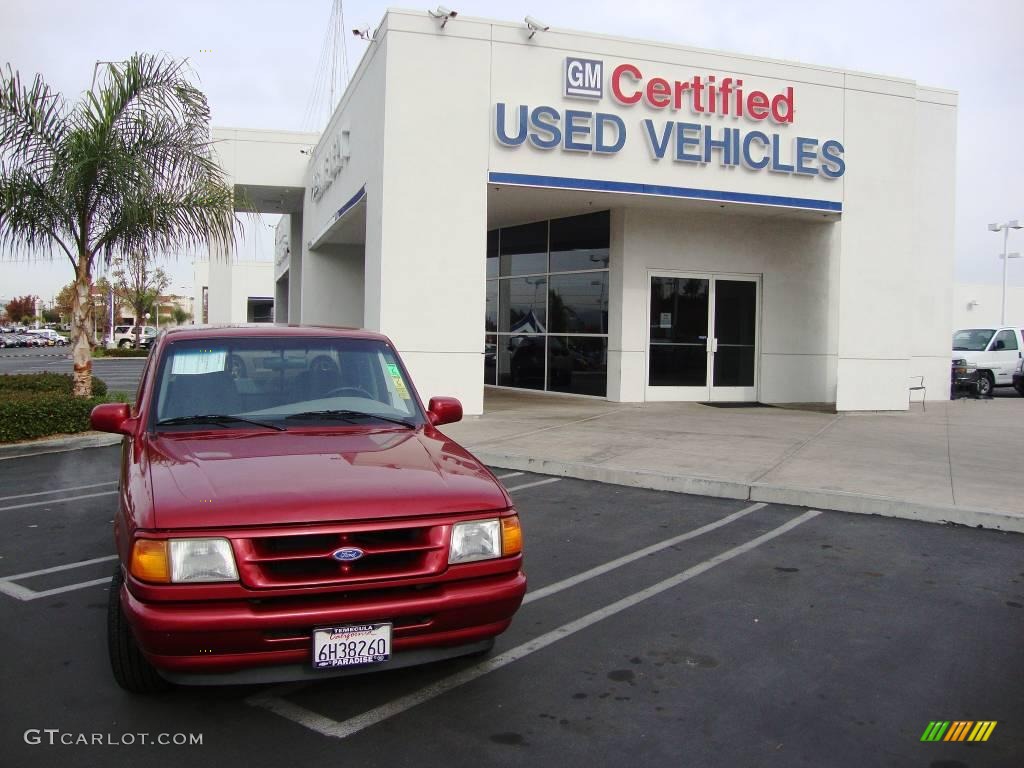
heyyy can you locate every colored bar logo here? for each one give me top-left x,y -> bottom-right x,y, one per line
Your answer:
921,721 -> 997,742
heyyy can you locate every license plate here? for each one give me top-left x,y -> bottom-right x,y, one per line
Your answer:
312,623 -> 392,669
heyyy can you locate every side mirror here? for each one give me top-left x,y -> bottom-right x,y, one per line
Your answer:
90,403 -> 134,435
427,396 -> 463,427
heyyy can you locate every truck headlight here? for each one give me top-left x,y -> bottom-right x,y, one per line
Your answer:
130,538 -> 238,583
448,516 -> 522,564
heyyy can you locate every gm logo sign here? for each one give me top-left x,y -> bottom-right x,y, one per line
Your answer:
564,57 -> 603,99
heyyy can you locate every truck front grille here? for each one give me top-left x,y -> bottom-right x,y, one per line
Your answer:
235,523 -> 447,588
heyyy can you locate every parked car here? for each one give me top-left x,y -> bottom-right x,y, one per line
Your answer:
951,326 -> 1024,396
26,328 -> 67,346
108,324 -> 157,349
90,325 -> 525,692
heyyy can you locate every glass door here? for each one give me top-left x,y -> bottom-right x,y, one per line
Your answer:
646,272 -> 760,402
647,275 -> 711,400
709,278 -> 758,402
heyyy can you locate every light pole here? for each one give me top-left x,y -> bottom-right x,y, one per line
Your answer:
989,219 -> 1022,324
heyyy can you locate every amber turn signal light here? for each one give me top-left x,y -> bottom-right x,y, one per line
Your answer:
501,515 -> 522,557
130,539 -> 170,583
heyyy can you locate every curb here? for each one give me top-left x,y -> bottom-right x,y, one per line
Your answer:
0,432 -> 122,460
475,451 -> 1024,535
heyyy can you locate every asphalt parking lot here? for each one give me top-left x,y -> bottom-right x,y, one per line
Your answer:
0,445 -> 1021,767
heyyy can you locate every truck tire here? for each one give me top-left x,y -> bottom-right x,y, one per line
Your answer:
118,339 -> 132,349
976,371 -> 994,397
108,566 -> 171,693
1015,381 -> 1024,397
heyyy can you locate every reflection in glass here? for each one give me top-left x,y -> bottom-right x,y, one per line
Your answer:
499,221 -> 547,277
550,211 -> 610,272
485,280 -> 498,332
497,335 -> 545,390
484,333 -> 497,385
486,229 -> 498,279
712,280 -> 756,387
549,273 -> 607,334
547,336 -> 607,396
498,277 -> 547,334
649,277 -> 709,387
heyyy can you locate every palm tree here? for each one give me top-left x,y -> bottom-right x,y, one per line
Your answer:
0,54 -> 238,395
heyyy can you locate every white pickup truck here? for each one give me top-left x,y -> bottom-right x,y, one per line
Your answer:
952,326 -> 1024,396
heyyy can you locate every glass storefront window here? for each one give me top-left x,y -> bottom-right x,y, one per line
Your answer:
499,221 -> 548,277
498,276 -> 547,334
497,335 -> 545,390
487,211 -> 610,397
485,280 -> 498,333
550,211 -> 609,272
484,333 -> 497,385
547,336 -> 608,396
486,229 -> 499,279
549,272 -> 607,334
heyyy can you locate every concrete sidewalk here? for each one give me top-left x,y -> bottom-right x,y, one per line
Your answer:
444,389 -> 1024,533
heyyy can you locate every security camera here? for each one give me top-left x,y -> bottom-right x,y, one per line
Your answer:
428,6 -> 457,27
525,16 -> 549,38
352,25 -> 371,40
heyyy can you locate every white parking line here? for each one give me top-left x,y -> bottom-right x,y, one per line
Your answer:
0,554 -> 118,601
504,477 -> 560,493
247,509 -> 821,739
0,481 -> 117,503
494,471 -> 524,480
0,490 -> 117,512
0,577 -> 110,601
524,502 -> 766,604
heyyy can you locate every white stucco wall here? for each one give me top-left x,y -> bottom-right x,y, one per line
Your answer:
192,259 -> 274,323
952,283 -> 1024,331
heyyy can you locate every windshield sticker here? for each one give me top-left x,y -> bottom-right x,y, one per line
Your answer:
386,362 -> 411,400
171,349 -> 228,376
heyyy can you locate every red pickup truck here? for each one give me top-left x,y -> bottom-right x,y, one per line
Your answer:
91,325 -> 525,692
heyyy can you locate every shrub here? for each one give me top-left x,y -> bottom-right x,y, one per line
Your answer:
0,392 -> 116,442
0,372 -> 108,397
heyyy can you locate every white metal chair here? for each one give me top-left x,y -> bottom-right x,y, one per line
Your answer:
908,376 -> 926,411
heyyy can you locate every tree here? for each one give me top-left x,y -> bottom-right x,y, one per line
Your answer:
112,251 -> 169,347
54,281 -> 76,322
5,294 -> 35,324
171,305 -> 191,326
0,54 -> 238,395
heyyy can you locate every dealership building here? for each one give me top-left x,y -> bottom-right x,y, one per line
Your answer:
204,9 -> 957,415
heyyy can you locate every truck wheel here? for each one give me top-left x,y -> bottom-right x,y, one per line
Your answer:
108,566 -> 170,693
976,372 -> 994,398
1015,381 -> 1024,397
118,339 -> 131,349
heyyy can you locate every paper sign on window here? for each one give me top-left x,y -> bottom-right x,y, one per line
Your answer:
659,312 -> 672,329
386,362 -> 411,400
171,349 -> 227,375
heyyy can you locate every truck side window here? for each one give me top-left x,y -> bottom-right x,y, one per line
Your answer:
993,330 -> 1018,351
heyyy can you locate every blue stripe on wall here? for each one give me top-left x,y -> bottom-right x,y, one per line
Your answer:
487,172 -> 842,213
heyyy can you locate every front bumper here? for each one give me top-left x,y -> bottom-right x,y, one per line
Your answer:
122,565 -> 525,682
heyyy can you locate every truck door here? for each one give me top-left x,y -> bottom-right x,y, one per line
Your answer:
988,330 -> 1020,384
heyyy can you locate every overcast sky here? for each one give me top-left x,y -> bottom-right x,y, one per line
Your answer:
2,0 -> 1022,304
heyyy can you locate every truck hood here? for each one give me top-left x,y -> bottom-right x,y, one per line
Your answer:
142,428 -> 509,529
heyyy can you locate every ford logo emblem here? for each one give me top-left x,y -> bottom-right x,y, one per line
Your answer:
331,547 -> 365,562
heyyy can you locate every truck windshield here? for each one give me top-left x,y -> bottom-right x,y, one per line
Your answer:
952,329 -> 995,351
152,337 -> 425,429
